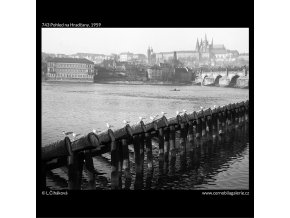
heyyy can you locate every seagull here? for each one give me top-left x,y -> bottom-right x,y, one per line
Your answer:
62,131 -> 73,136
176,111 -> 182,115
213,105 -> 217,108
150,114 -> 159,121
106,123 -> 113,129
161,111 -> 167,116
72,133 -> 76,138
123,120 -> 130,125
92,129 -> 101,134
200,106 -> 203,110
139,116 -> 146,121
182,109 -> 187,114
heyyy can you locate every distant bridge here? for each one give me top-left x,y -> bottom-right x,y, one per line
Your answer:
195,70 -> 249,88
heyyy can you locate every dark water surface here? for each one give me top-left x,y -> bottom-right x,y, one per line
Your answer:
42,82 -> 249,190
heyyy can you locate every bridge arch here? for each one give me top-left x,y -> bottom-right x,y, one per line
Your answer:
214,75 -> 222,86
229,75 -> 240,87
202,75 -> 208,85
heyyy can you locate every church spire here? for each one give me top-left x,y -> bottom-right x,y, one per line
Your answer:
195,38 -> 200,51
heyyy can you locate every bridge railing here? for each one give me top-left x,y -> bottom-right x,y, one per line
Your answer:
41,100 -> 249,190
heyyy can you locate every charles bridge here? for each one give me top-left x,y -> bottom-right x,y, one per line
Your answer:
194,68 -> 249,88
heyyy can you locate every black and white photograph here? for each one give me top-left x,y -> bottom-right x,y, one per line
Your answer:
41,28 -> 249,191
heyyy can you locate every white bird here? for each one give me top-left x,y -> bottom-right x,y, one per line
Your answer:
92,129 -> 100,134
161,111 -> 167,116
72,133 -> 76,138
106,123 -> 113,129
123,120 -> 130,125
200,106 -> 203,110
150,114 -> 159,120
139,116 -> 146,121
213,105 -> 217,108
176,111 -> 182,115
62,131 -> 73,136
182,109 -> 187,114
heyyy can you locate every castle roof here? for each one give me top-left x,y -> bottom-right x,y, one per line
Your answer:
212,44 -> 225,49
46,57 -> 94,64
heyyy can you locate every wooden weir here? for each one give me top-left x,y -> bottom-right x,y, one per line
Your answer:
41,100 -> 249,190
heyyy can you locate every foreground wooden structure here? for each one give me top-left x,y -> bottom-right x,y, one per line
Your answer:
41,100 -> 249,190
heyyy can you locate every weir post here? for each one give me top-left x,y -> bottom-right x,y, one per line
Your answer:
201,116 -> 206,139
217,109 -> 223,136
139,133 -> 145,172
192,120 -> 197,148
187,120 -> 194,149
117,140 -> 123,189
169,125 -> 176,158
179,121 -> 186,154
207,114 -> 213,141
196,117 -> 202,147
211,110 -> 218,143
221,109 -> 226,134
158,128 -> 165,155
163,127 -> 170,173
235,106 -> 239,128
133,135 -> 141,175
227,105 -> 232,131
145,132 -> 153,170
84,150 -> 96,190
121,138 -> 131,181
245,100 -> 249,123
108,130 -> 119,190
68,151 -> 84,190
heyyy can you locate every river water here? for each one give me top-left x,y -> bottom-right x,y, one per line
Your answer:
42,82 -> 249,190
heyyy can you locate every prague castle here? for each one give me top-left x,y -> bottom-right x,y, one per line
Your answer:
149,34 -> 239,67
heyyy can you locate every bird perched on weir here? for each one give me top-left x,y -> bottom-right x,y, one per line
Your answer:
62,131 -> 73,136
150,114 -> 159,121
106,123 -> 113,129
92,129 -> 101,134
139,116 -> 146,121
161,111 -> 167,116
123,120 -> 130,125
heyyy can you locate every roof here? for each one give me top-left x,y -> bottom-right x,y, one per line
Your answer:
46,57 -> 94,64
120,52 -> 134,55
211,49 -> 227,54
156,50 -> 195,55
212,44 -> 225,49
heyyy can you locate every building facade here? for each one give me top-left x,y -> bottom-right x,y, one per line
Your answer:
46,57 -> 95,82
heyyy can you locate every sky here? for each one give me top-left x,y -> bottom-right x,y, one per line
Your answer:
42,28 -> 249,55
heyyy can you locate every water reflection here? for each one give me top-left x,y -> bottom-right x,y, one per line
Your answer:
140,121 -> 249,190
